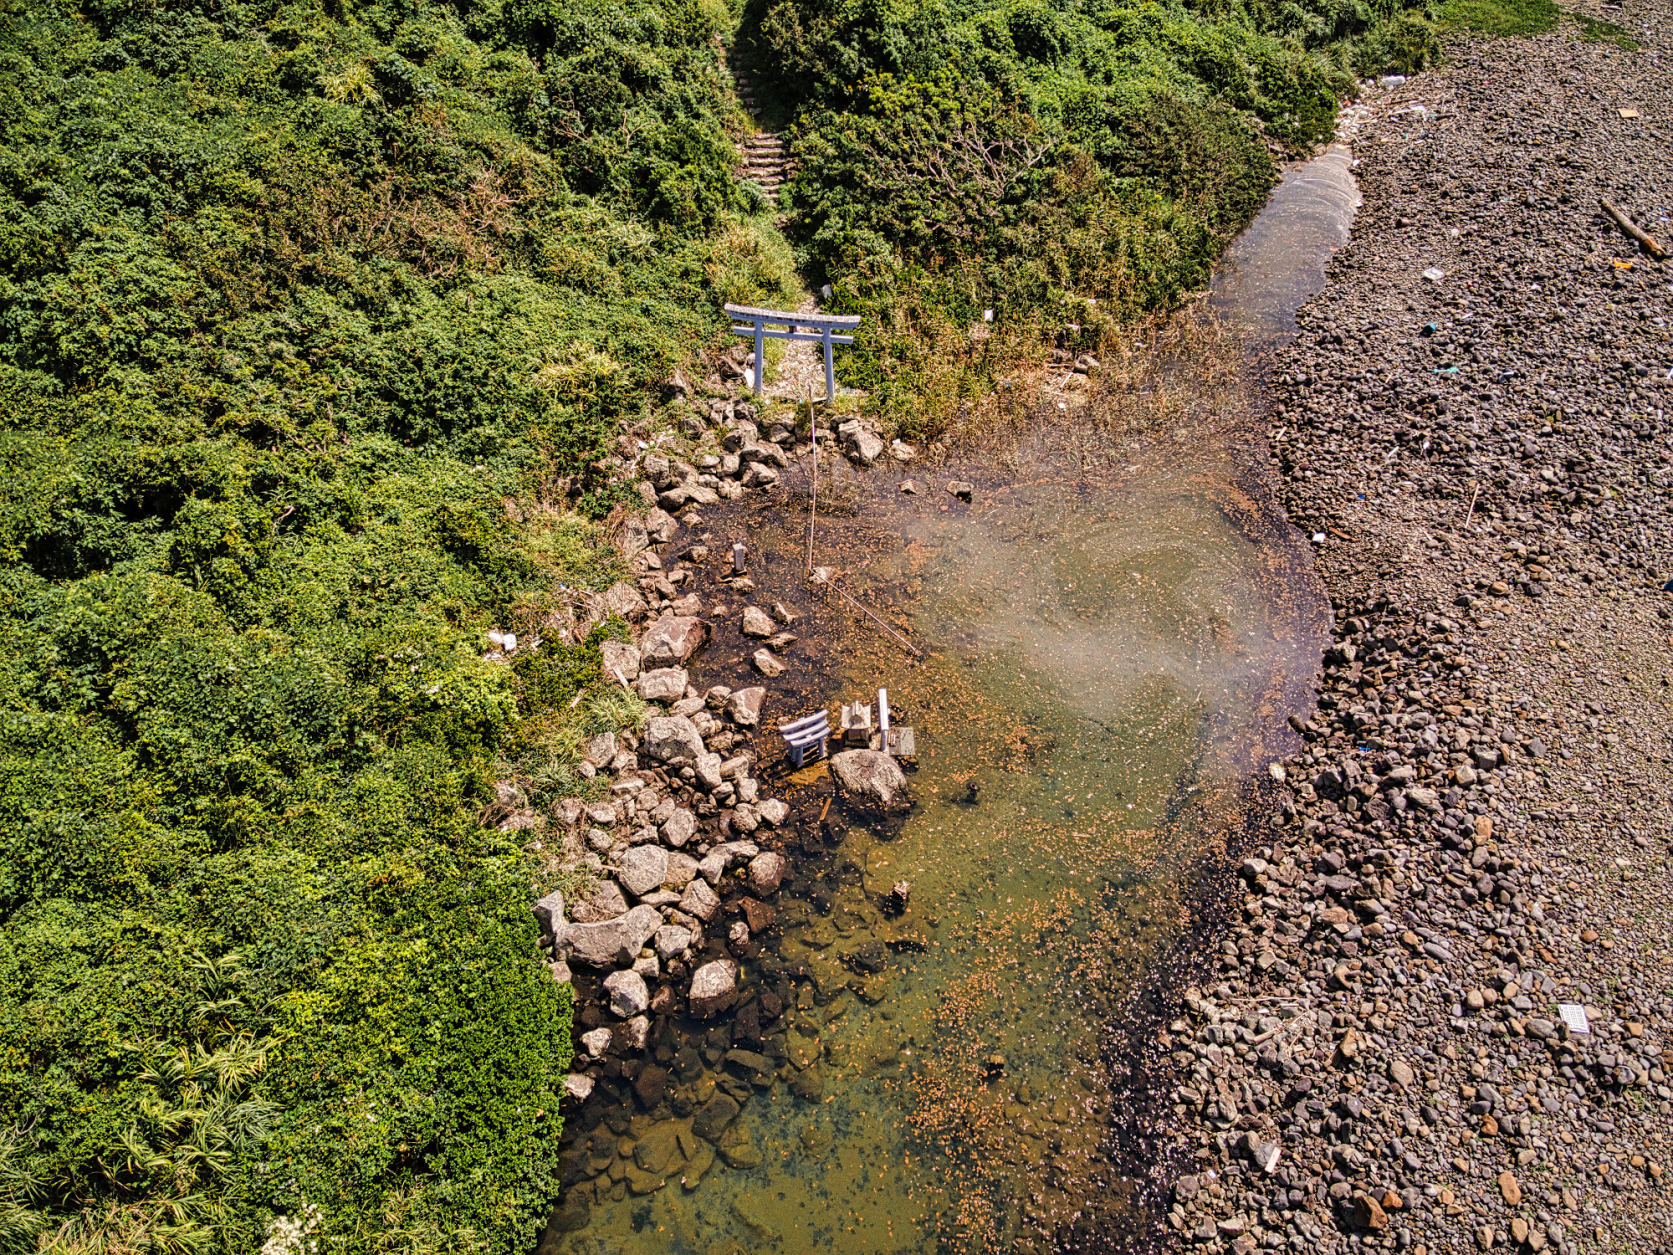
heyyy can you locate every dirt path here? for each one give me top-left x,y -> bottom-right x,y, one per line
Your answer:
1165,16 -> 1673,1255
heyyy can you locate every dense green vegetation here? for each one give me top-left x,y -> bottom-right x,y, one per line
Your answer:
0,0 -> 792,1250
738,0 -> 1442,423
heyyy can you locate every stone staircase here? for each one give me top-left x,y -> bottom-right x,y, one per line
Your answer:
731,67 -> 792,204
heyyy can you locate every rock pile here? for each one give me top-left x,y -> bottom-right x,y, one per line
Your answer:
1168,29 -> 1672,1255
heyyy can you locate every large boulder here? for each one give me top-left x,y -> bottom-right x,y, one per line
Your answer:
615,846 -> 668,898
644,715 -> 705,764
689,959 -> 739,1017
641,615 -> 707,666
557,904 -> 661,967
829,749 -> 910,810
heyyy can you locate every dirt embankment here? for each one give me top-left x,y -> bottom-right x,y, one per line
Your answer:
1164,16 -> 1673,1255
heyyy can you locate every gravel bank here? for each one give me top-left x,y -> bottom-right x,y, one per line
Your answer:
1165,16 -> 1673,1255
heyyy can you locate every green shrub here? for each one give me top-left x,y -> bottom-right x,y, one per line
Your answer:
738,0 -> 1430,429
0,0 -> 759,1248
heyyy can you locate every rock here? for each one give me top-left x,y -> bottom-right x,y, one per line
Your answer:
680,1142 -> 714,1189
725,686 -> 766,726
741,462 -> 779,488
771,602 -> 800,624
532,890 -> 565,940
694,751 -> 724,791
616,846 -> 669,897
603,969 -> 649,1018
844,428 -> 885,466
654,925 -> 693,959
730,802 -> 761,834
618,516 -> 649,557
584,732 -> 617,768
741,606 -> 775,637
1498,1171 -> 1521,1206
570,878 -> 627,922
604,581 -> 650,622
641,615 -> 707,666
601,640 -> 640,681
947,480 -> 974,501
829,749 -> 910,810
563,1074 -> 594,1102
633,1120 -> 680,1175
889,439 -> 916,462
636,667 -> 689,702
752,648 -> 786,676
620,1015 -> 650,1051
692,1091 -> 742,1141
664,852 -> 699,889
558,904 -> 662,967
758,798 -> 789,826
689,958 -> 739,1016
747,851 -> 787,896
580,1026 -> 612,1058
1353,1193 -> 1388,1230
680,877 -> 720,921
1388,1059 -> 1415,1088
644,507 -> 679,542
644,715 -> 705,764
662,807 -> 698,847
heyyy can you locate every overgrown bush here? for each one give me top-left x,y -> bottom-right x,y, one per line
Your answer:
0,0 -> 775,1249
737,0 -> 1435,428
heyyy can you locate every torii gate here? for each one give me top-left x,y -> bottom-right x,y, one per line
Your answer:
724,303 -> 860,403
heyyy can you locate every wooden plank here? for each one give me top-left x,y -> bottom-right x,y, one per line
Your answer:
723,302 -> 861,329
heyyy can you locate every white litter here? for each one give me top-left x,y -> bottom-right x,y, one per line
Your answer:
1558,1003 -> 1590,1035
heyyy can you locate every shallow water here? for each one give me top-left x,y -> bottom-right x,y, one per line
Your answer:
553,146 -> 1357,1255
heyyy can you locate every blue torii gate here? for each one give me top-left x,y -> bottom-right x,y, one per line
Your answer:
724,303 -> 860,403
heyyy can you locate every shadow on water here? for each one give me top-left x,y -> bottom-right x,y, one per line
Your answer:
546,147 -> 1359,1255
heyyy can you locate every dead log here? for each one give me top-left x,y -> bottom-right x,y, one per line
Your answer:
1600,198 -> 1668,260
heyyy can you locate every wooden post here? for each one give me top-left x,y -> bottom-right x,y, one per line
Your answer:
822,325 -> 834,402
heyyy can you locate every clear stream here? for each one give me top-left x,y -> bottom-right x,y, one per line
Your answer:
553,145 -> 1359,1255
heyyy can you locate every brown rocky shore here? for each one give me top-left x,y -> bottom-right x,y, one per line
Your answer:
1162,14 -> 1673,1255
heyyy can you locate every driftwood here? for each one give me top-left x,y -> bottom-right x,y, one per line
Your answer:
1600,198 -> 1668,260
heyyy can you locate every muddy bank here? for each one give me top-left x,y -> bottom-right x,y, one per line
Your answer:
1162,19 -> 1673,1255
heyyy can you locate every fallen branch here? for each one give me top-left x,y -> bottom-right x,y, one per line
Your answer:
1599,198 -> 1668,260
